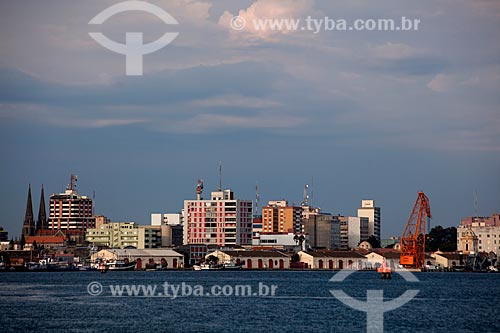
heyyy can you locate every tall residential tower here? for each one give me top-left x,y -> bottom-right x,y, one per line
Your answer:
48,174 -> 94,231
357,200 -> 381,242
183,188 -> 253,246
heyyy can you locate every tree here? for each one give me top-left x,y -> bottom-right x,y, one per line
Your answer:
20,234 -> 26,249
32,240 -> 38,250
426,226 -> 457,252
363,235 -> 381,248
290,253 -> 300,263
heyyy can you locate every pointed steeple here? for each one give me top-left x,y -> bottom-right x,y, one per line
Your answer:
37,185 -> 47,231
22,184 -> 35,237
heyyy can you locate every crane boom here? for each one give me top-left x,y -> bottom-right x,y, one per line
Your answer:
400,192 -> 432,269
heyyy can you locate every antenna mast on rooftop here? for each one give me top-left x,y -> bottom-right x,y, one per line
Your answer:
196,179 -> 204,200
218,161 -> 222,191
301,184 -> 309,206
67,174 -> 78,191
255,183 -> 260,216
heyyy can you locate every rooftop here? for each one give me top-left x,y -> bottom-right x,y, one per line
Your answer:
303,250 -> 366,258
217,250 -> 290,258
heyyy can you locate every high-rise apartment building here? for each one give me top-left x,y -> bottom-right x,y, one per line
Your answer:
183,189 -> 253,246
339,216 -> 369,249
48,175 -> 94,231
262,200 -> 303,234
357,200 -> 381,242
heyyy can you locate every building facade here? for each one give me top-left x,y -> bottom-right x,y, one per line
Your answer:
262,201 -> 303,234
357,200 -> 381,242
298,250 -> 367,269
252,232 -> 308,250
206,250 -> 290,269
457,223 -> 500,256
48,175 -> 94,232
86,222 -> 174,249
303,214 -> 340,249
252,216 -> 263,242
183,189 -> 253,246
339,216 -> 369,249
91,249 -> 184,270
151,213 -> 183,226
460,214 -> 500,227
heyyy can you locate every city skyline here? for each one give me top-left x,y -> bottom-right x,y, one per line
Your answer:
4,173 -> 498,240
1,1 -> 499,239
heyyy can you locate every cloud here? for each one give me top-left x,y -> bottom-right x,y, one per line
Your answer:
371,43 -> 423,60
157,0 -> 212,21
427,74 -> 453,92
367,43 -> 447,76
0,62 -> 279,107
218,0 -> 315,41
0,62 -> 304,133
191,94 -> 282,109
169,112 -> 305,133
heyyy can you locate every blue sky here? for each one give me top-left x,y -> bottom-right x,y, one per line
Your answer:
1,0 -> 499,238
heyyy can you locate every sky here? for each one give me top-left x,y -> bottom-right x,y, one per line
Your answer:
1,0 -> 499,239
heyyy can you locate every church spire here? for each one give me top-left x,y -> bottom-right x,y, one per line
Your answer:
22,184 -> 35,237
37,185 -> 47,231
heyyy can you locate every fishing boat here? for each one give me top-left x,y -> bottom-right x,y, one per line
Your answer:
106,260 -> 136,271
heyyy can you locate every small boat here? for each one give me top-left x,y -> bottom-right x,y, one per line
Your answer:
106,260 -> 136,271
47,261 -> 72,271
0,256 -> 8,271
222,259 -> 242,270
192,265 -> 202,271
200,263 -> 222,270
77,263 -> 94,271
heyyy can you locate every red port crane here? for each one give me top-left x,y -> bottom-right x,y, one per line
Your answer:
400,192 -> 432,269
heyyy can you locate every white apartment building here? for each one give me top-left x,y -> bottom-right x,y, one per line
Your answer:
339,216 -> 369,249
357,200 -> 381,242
151,213 -> 183,226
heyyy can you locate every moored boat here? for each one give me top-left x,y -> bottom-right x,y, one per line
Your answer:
106,260 -> 136,271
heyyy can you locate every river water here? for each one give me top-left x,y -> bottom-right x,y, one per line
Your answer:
0,271 -> 499,332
